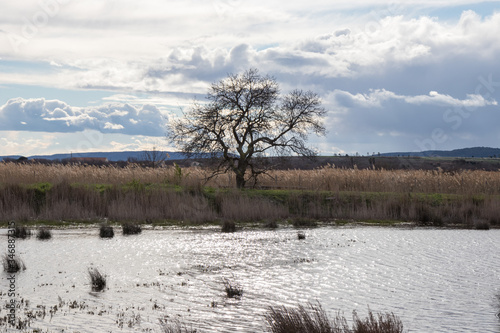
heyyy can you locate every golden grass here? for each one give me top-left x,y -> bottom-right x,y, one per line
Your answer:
1,162 -> 499,226
1,162 -> 500,195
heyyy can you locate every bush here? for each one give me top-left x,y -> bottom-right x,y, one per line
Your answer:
13,225 -> 31,239
221,220 -> 236,233
99,224 -> 114,238
122,222 -> 142,235
2,254 -> 26,273
88,267 -> 106,292
37,227 -> 52,240
223,277 -> 243,298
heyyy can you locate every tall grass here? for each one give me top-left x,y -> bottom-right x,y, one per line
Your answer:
2,162 -> 500,194
265,303 -> 405,333
1,163 -> 500,226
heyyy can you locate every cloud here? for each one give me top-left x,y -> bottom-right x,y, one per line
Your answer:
0,98 -> 167,136
329,89 -> 498,108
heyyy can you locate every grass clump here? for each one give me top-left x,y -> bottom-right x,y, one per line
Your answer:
36,227 -> 52,240
221,220 -> 236,233
99,224 -> 114,238
2,254 -> 26,273
159,318 -> 197,333
13,225 -> 31,239
351,309 -> 405,333
223,277 -> 243,298
265,302 -> 406,333
88,267 -> 107,292
122,222 -> 142,235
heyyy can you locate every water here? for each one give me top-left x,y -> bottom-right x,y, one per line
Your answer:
1,226 -> 499,332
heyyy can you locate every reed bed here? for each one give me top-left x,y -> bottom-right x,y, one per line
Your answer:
1,162 -> 500,226
1,162 -> 500,195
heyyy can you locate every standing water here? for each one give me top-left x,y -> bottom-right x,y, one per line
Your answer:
1,226 -> 500,332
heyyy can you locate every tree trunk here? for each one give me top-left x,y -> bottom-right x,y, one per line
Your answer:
235,161 -> 247,188
235,173 -> 246,188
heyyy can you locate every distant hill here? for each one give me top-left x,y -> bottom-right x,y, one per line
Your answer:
2,147 -> 499,163
380,147 -> 500,158
0,151 -> 190,162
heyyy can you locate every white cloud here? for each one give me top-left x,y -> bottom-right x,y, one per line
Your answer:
329,89 -> 498,108
0,98 -> 167,135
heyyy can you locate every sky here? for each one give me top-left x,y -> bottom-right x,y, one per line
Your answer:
0,0 -> 499,156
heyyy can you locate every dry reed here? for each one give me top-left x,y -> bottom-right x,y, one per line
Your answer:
2,162 -> 500,195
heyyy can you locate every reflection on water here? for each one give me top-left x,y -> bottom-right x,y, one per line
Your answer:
1,227 -> 500,332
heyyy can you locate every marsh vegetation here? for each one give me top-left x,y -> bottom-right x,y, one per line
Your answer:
0,163 -> 499,228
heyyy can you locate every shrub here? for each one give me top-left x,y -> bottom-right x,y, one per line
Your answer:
221,220 -> 236,233
37,227 -> 52,240
122,222 -> 142,235
13,225 -> 31,239
88,267 -> 106,292
99,224 -> 114,238
223,277 -> 243,298
2,254 -> 26,273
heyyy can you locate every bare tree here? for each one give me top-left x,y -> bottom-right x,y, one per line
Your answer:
167,68 -> 326,188
141,146 -> 169,168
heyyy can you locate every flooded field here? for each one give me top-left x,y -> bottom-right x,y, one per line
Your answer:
1,226 -> 500,332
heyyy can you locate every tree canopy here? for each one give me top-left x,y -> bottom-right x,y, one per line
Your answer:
167,68 -> 326,188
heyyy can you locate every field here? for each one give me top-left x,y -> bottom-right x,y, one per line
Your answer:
0,161 -> 499,228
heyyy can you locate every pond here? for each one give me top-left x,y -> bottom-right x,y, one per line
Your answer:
1,226 -> 500,332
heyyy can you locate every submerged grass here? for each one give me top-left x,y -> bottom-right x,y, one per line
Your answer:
222,277 -> 243,298
88,267 -> 106,292
122,222 -> 142,235
265,302 -> 406,333
221,220 -> 236,233
36,227 -> 52,240
158,318 -> 197,333
13,225 -> 31,239
99,224 -> 114,238
2,254 -> 26,273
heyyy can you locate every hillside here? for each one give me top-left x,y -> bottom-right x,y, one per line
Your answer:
380,146 -> 500,158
